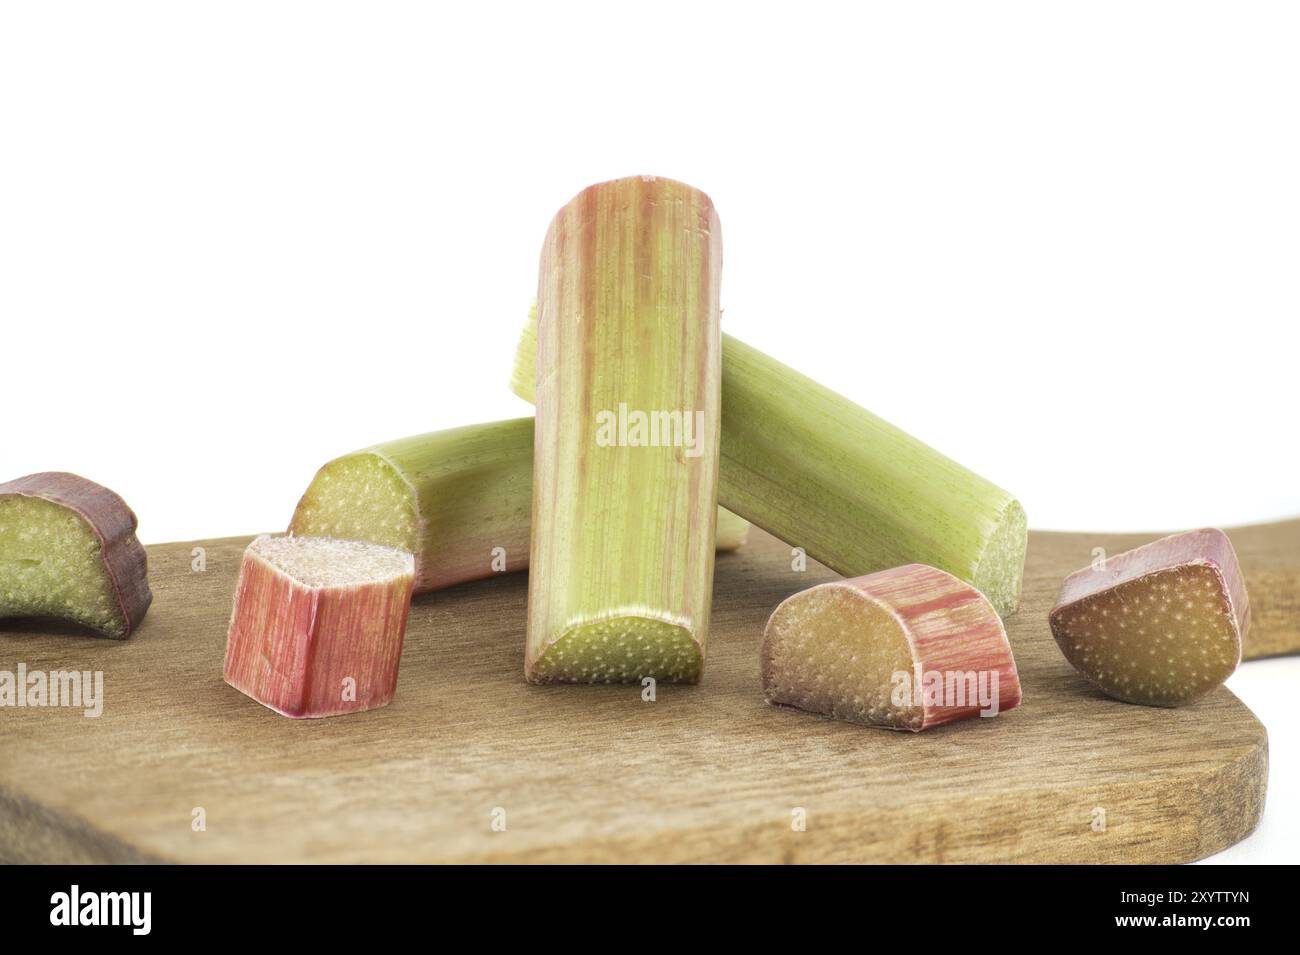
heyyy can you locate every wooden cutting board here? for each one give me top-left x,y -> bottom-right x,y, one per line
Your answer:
1,519 -> 1294,864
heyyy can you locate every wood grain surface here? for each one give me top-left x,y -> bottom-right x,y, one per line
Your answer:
1,520 -> 1292,864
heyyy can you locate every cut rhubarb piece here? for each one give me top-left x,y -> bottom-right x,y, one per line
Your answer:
1049,528 -> 1249,707
527,175 -> 722,684
223,535 -> 415,718
761,564 -> 1022,731
0,472 -> 152,639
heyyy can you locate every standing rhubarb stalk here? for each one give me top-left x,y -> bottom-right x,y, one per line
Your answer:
513,302 -> 750,549
513,320 -> 1027,616
527,176 -> 722,684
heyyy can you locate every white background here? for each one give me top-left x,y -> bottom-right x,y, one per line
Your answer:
1,2 -> 1296,863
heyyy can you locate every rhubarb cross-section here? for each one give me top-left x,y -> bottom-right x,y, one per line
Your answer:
0,472 -> 152,639
1049,528 -> 1249,707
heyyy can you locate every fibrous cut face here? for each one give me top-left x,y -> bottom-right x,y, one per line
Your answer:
1050,564 -> 1240,707
248,535 -> 414,588
0,495 -> 125,637
531,615 -> 702,684
289,453 -> 418,556
761,585 -> 920,730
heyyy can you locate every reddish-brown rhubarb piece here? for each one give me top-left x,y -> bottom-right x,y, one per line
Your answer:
1049,528 -> 1249,707
761,564 -> 1022,731
223,535 -> 415,718
0,472 -> 152,638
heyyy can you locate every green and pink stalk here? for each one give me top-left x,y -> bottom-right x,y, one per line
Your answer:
526,175 -> 723,684
287,416 -> 745,596
512,320 -> 1028,617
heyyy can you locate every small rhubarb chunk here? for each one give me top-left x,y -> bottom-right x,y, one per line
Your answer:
761,564 -> 1022,731
0,472 -> 152,639
223,535 -> 415,718
1049,528 -> 1249,707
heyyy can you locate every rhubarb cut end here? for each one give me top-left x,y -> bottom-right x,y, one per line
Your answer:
973,498 -> 1028,617
0,497 -> 128,637
244,534 -> 414,588
1049,528 -> 1247,707
1051,559 -> 1243,707
289,452 -> 419,556
527,615 -> 703,685
0,473 -> 152,639
763,584 -> 923,730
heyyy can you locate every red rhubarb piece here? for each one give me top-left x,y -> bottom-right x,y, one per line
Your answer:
761,564 -> 1022,731
223,535 -> 415,718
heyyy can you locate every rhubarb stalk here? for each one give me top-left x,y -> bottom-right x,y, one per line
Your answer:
512,302 -> 749,546
289,418 -> 534,593
526,175 -> 722,683
512,318 -> 1028,616
288,417 -> 745,595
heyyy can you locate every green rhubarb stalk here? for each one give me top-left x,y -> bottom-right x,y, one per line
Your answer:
526,175 -> 723,684
289,417 -> 745,595
512,321 -> 1027,617
289,418 -> 534,593
513,302 -> 749,548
